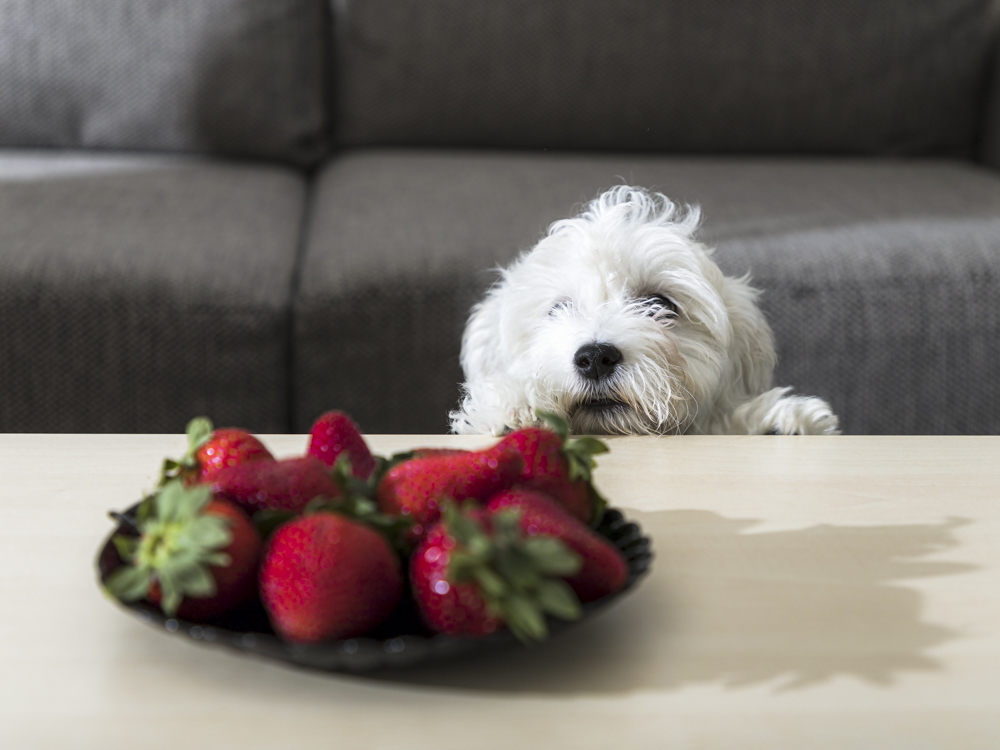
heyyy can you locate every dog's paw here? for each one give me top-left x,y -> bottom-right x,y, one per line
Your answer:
474,408 -> 535,437
449,382 -> 538,436
732,387 -> 840,435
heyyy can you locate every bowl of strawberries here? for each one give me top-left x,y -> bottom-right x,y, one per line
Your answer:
97,412 -> 653,671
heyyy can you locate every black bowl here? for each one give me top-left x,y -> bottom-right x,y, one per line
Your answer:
96,507 -> 653,672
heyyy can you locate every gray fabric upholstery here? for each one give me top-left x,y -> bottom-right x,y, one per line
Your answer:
335,0 -> 995,156
296,150 -> 1000,435
2,1 -> 999,436
0,0 -> 329,165
0,151 -> 306,433
979,33 -> 1000,169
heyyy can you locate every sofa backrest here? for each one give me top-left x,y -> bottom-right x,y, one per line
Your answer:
335,0 -> 998,158
0,0 -> 329,165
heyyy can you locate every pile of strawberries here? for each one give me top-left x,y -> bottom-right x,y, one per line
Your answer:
104,411 -> 629,645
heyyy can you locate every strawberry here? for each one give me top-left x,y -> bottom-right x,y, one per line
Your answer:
486,488 -> 628,603
410,447 -> 471,459
374,444 -> 524,539
496,411 -> 609,524
104,481 -> 262,620
160,417 -> 274,486
212,456 -> 341,515
410,503 -> 584,642
259,512 -> 403,642
196,428 -> 274,483
306,410 -> 376,479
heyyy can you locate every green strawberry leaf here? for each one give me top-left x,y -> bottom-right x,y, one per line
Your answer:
535,579 -> 582,621
104,565 -> 152,602
329,454 -> 373,498
569,436 -> 609,458
158,458 -> 180,487
186,417 -> 214,453
203,551 -> 231,568
158,417 -> 214,486
157,547 -> 201,572
157,558 -> 220,617
155,480 -> 185,524
116,481 -> 237,616
563,437 -> 609,482
158,575 -> 184,618
174,484 -> 212,523
111,534 -> 139,561
439,502 -> 584,645
181,515 -> 232,550
493,547 -> 542,591
154,481 -> 212,525
502,594 -> 548,643
171,563 -> 217,599
447,550 -> 477,581
463,535 -> 489,561
385,450 -> 416,464
445,503 -> 484,547
536,410 -> 570,440
489,510 -> 522,547
365,454 -> 396,491
472,566 -> 509,599
588,484 -> 609,529
521,536 -> 582,576
135,495 -> 156,524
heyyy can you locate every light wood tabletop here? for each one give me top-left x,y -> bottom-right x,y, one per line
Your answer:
2,433 -> 998,749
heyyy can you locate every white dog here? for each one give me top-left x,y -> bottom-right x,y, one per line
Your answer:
450,186 -> 839,436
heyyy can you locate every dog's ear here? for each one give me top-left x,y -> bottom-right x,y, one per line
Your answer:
455,288 -> 538,435
719,274 -> 776,399
460,286 -> 504,383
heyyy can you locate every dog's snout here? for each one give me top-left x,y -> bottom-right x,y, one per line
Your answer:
574,343 -> 622,381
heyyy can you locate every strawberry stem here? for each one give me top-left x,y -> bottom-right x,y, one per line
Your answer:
159,416 -> 215,486
104,480 -> 233,617
441,503 -> 583,643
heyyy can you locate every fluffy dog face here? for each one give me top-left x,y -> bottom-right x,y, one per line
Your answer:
452,187 -> 778,436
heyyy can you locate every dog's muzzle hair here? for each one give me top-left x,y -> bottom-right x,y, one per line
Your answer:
563,337 -> 695,436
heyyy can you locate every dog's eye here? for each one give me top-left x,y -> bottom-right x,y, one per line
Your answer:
549,299 -> 572,316
643,294 -> 679,319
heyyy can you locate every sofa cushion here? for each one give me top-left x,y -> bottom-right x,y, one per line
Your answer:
979,39 -> 1000,169
335,0 -> 994,157
296,150 -> 1000,435
0,151 -> 306,433
0,0 -> 328,165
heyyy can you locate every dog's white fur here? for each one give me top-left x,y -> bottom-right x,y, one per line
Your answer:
450,186 -> 839,437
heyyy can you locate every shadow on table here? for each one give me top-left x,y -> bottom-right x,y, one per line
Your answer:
364,509 -> 977,695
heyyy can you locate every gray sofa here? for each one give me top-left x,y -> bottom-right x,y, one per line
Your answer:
2,0 -> 999,436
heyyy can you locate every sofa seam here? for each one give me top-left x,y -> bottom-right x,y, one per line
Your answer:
285,167 -> 322,433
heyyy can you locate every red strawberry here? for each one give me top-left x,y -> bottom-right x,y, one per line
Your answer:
486,488 -> 628,603
496,412 -> 608,524
411,504 -> 584,642
104,482 -> 262,620
260,513 -> 403,642
410,518 -> 503,638
213,456 -> 341,514
161,417 -> 274,486
306,410 -> 376,479
196,428 -> 274,483
411,447 -> 471,459
375,444 -> 524,538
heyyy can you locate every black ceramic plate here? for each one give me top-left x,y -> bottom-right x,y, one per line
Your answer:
96,507 -> 652,672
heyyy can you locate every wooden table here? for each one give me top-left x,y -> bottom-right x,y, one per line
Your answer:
2,434 -> 999,749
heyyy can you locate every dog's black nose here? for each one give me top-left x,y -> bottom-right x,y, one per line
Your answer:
574,343 -> 622,381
